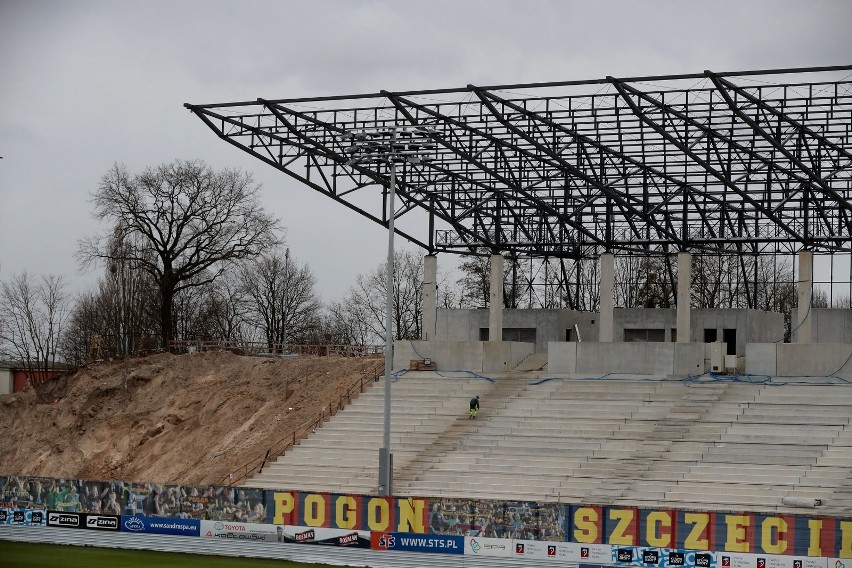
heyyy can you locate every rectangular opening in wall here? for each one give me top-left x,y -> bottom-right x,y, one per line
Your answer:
624,329 -> 665,342
671,328 -> 677,342
565,329 -> 572,342
502,328 -> 537,343
723,328 -> 737,355
479,328 -> 489,341
704,328 -> 718,343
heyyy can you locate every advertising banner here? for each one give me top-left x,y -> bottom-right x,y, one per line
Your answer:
370,532 -> 464,554
278,525 -> 371,547
612,546 -> 716,568
464,536 -> 513,557
0,508 -> 46,526
200,520 -> 278,542
120,515 -> 200,537
83,514 -> 120,531
513,539 -> 613,561
720,551 -> 829,568
47,511 -> 84,529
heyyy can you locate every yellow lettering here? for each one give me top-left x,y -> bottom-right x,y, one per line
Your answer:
304,494 -> 325,527
367,498 -> 390,532
336,496 -> 357,530
807,519 -> 823,557
609,509 -> 635,545
574,507 -> 600,544
272,492 -> 295,525
685,513 -> 711,550
725,515 -> 750,553
646,511 -> 673,548
761,518 -> 787,554
397,498 -> 426,533
840,521 -> 852,558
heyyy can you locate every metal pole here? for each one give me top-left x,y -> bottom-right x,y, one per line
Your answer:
379,132 -> 396,496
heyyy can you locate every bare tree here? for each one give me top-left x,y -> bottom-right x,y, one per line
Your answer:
79,160 -> 281,348
0,272 -> 69,375
337,250 -> 423,343
242,248 -> 321,351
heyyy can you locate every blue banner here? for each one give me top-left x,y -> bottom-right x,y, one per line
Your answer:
371,532 -> 464,554
120,515 -> 199,537
0,508 -> 46,526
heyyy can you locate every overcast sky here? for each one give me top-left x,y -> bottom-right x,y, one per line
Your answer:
1,0 -> 850,302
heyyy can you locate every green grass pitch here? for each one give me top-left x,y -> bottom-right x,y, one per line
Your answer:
0,541 -> 364,567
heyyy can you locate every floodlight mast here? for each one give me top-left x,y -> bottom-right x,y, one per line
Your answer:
342,125 -> 436,496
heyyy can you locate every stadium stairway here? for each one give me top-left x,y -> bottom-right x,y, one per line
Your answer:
245,372 -> 852,516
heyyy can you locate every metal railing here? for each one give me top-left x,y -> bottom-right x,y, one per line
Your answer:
220,359 -> 384,486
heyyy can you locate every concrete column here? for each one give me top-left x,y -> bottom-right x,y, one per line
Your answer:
796,250 -> 814,344
677,252 -> 692,343
421,254 -> 437,341
598,253 -> 614,343
489,254 -> 504,342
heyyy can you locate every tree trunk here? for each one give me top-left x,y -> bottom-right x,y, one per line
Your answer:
160,284 -> 175,350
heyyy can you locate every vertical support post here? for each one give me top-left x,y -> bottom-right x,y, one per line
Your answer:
599,253 -> 614,343
378,154 -> 396,496
796,250 -> 814,344
422,254 -> 438,341
677,252 -> 692,343
489,254 -> 504,342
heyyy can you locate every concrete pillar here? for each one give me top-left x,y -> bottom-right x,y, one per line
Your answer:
489,254 -> 504,342
677,252 -> 692,343
796,250 -> 814,344
598,253 -> 614,343
421,254 -> 437,341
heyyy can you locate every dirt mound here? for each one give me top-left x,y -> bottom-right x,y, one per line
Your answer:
0,351 -> 381,485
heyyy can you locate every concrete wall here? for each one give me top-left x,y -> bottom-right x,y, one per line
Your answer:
746,343 -> 852,379
436,308 -> 597,353
437,308 -> 784,355
548,342 -> 705,375
394,340 -> 534,373
0,369 -> 11,395
790,308 -> 852,343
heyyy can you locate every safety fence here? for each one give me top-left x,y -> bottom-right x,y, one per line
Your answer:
2,475 -> 851,564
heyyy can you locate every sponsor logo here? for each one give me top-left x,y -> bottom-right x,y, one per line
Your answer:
48,512 -> 80,528
618,548 -> 635,562
548,545 -> 557,557
213,521 -> 245,531
485,543 -> 507,550
12,511 -> 25,523
86,516 -> 119,530
696,553 -> 712,568
793,561 -> 803,568
124,517 -> 145,532
643,549 -> 660,564
516,543 -> 525,554
470,538 -> 482,553
757,559 -> 766,568
581,547 -> 590,558
338,533 -> 359,546
295,529 -> 315,542
669,552 -> 685,566
31,511 -> 44,524
375,533 -> 395,550
0,510 -> 6,522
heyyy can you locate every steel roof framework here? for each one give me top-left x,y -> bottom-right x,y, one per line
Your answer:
186,66 -> 852,309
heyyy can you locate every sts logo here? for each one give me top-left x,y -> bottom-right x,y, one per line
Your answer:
375,533 -> 395,550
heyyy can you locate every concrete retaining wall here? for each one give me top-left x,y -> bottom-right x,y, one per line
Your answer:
790,309 -> 852,343
437,308 -> 783,355
746,343 -> 852,378
394,340 -> 534,373
548,342 -> 705,375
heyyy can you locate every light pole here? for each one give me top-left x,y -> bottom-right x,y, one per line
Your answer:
342,125 -> 437,496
